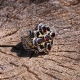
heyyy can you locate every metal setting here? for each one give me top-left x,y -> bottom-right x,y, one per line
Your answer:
21,23 -> 55,54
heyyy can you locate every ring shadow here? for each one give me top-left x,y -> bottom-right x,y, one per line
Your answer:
11,42 -> 46,58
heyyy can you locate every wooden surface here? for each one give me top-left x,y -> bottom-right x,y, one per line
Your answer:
0,0 -> 80,80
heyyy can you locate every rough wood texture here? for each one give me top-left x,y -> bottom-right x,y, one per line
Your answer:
0,0 -> 80,80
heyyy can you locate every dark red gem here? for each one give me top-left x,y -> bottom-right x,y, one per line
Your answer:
44,35 -> 49,41
47,43 -> 51,50
37,38 -> 43,44
42,26 -> 46,32
51,32 -> 55,37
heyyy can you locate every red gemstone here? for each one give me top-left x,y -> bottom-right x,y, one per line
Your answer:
44,35 -> 49,41
50,32 -> 55,38
37,38 -> 43,44
47,43 -> 51,50
42,26 -> 46,32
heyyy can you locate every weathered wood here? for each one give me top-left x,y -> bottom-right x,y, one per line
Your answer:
0,0 -> 80,80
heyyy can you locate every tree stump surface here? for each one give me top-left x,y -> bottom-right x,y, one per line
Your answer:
0,0 -> 80,80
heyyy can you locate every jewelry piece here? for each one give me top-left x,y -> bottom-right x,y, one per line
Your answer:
21,23 -> 55,54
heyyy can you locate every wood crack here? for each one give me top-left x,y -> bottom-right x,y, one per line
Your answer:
42,71 -> 61,80
0,28 -> 20,39
22,64 -> 42,80
1,69 -> 26,79
0,49 -> 17,57
44,58 -> 76,71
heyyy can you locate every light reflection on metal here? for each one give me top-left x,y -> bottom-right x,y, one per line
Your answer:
21,23 -> 55,54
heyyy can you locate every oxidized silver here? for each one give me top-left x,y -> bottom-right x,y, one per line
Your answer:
21,23 -> 55,54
